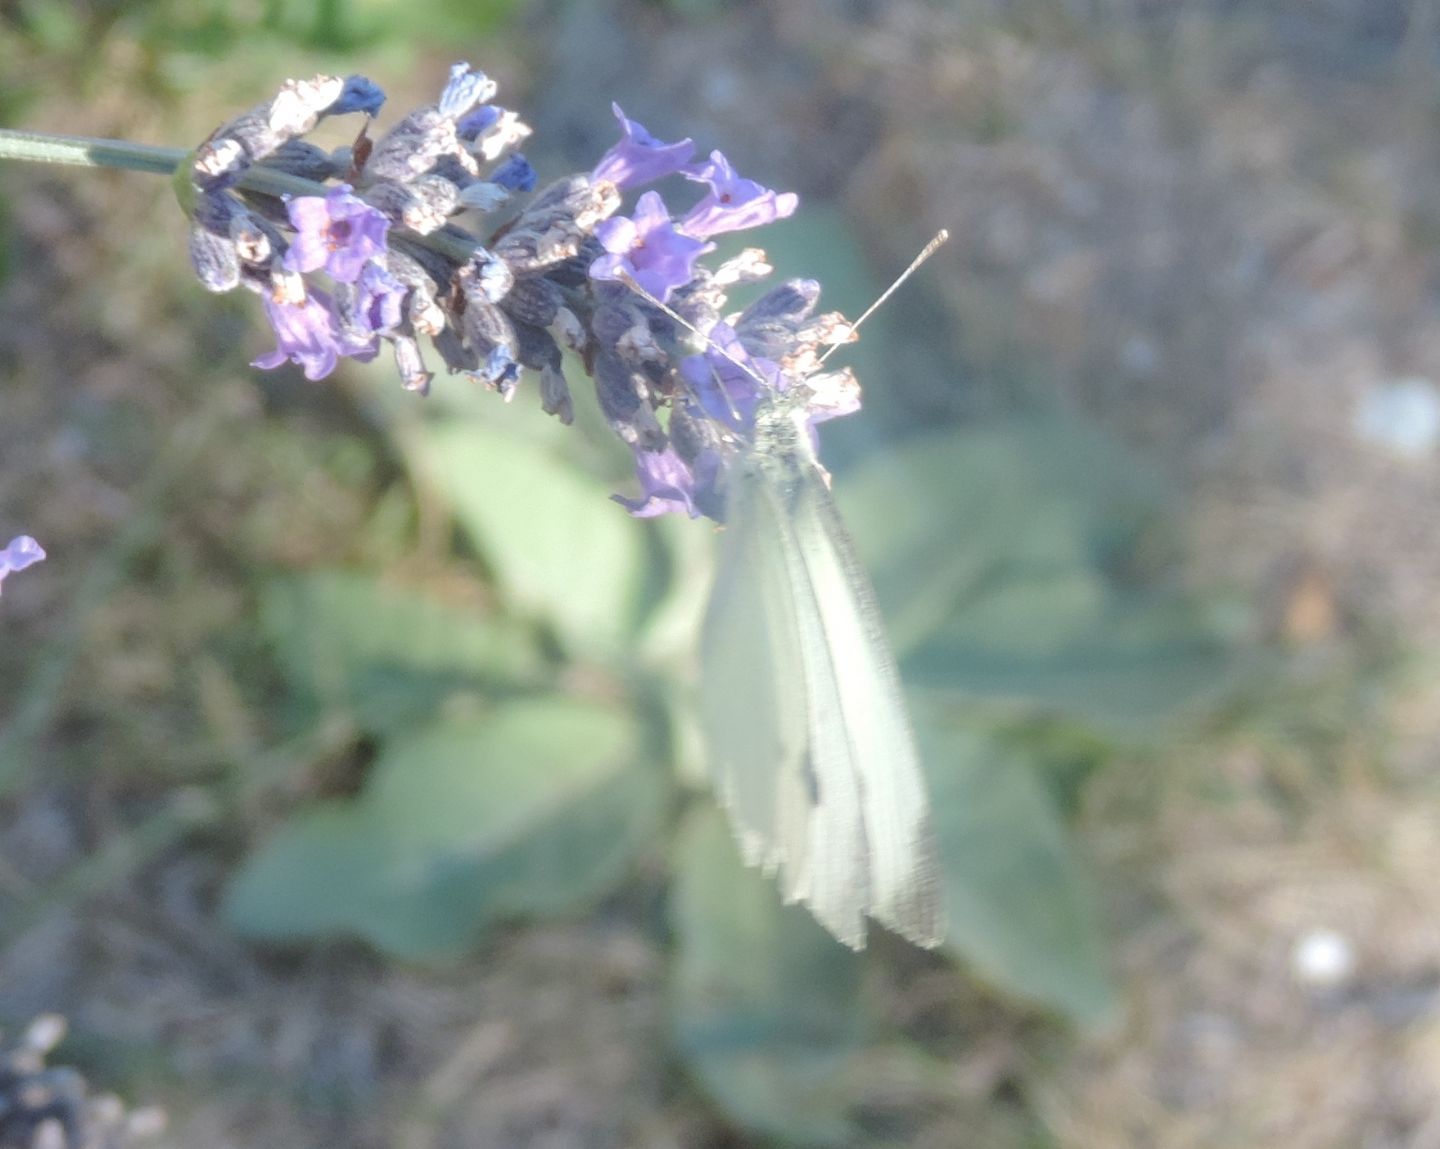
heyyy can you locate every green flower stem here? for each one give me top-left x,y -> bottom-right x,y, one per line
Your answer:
0,127 -> 478,263
0,128 -> 184,175
0,127 -> 326,200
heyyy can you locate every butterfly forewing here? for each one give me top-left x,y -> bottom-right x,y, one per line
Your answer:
701,434 -> 943,950
751,459 -> 871,948
789,469 -> 943,947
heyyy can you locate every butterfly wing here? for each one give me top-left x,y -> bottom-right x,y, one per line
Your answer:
701,455 -> 868,947
701,450 -> 942,950
786,466 -> 943,947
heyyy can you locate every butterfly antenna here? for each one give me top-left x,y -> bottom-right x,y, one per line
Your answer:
814,229 -> 949,370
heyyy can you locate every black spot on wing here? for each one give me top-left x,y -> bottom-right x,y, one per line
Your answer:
801,753 -> 820,805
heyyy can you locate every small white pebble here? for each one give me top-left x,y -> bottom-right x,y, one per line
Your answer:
1292,928 -> 1355,987
1355,376 -> 1440,457
126,1107 -> 170,1138
22,1014 -> 66,1055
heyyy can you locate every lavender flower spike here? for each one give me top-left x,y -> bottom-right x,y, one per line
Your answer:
0,536 -> 45,596
681,150 -> 799,238
591,105 -> 695,191
282,186 -> 391,283
181,63 -> 864,520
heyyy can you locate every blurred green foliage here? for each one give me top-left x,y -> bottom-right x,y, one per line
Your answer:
225,697 -> 660,957
671,806 -> 865,1146
0,0 -> 520,117
843,418 -> 1236,731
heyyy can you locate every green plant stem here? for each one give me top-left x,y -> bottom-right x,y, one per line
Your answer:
0,129 -> 185,175
0,127 -> 323,200
0,127 -> 480,262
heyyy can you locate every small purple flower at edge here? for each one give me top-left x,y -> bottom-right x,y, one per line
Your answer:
0,536 -> 45,596
682,150 -> 799,239
590,191 -> 712,302
282,186 -> 390,283
591,105 -> 695,191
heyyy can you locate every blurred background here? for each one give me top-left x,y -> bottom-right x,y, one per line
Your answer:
4,1 -> 1440,1145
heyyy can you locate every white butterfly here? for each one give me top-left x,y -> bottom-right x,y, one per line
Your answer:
619,231 -> 947,948
628,232 -> 951,949
699,386 -> 944,949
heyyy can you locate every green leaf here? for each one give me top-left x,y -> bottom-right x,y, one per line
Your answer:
224,697 -> 660,957
839,416 -> 1158,654
840,417 -> 1234,727
920,715 -> 1115,1024
908,596 -> 1235,729
424,0 -> 526,40
420,420 -> 648,653
262,571 -> 545,733
670,806 -> 865,1147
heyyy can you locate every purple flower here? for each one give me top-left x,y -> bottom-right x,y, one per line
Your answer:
681,150 -> 799,239
613,446 -> 703,518
679,322 -> 777,432
254,289 -> 377,381
491,154 -> 536,192
589,191 -> 712,302
333,75 -> 386,116
471,344 -> 521,393
457,105 -> 500,141
353,262 -> 406,335
282,186 -> 390,283
591,105 -> 695,191
0,535 -> 45,595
